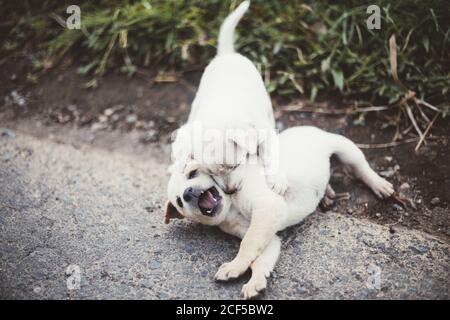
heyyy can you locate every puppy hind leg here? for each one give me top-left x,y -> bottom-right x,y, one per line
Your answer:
320,184 -> 337,209
242,236 -> 281,299
332,134 -> 394,198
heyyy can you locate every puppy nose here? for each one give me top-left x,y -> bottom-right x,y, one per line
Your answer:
183,187 -> 195,202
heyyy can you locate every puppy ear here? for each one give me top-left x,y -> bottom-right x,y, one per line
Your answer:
228,128 -> 259,155
163,201 -> 184,224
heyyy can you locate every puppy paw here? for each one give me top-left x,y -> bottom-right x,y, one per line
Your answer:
241,273 -> 267,299
266,172 -> 288,195
370,174 -> 394,198
320,184 -> 336,209
214,258 -> 249,281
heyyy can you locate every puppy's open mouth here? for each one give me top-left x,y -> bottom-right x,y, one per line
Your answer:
198,187 -> 222,216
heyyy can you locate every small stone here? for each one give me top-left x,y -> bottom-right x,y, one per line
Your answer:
111,114 -> 120,122
409,245 -> 429,255
379,168 -> 395,178
10,90 -> 26,107
404,212 -> 409,217
3,153 -> 11,162
141,279 -> 153,289
347,208 -> 354,215
1,128 -> 16,139
104,108 -> 115,116
296,285 -> 307,294
90,122 -> 106,132
33,287 -> 42,294
431,197 -> 440,205
400,182 -> 410,190
392,204 -> 403,212
126,114 -> 138,124
375,213 -> 381,218
67,104 -> 77,112
98,115 -> 108,123
384,156 -> 393,162
144,206 -> 154,213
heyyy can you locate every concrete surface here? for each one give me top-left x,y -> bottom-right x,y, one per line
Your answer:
0,130 -> 448,299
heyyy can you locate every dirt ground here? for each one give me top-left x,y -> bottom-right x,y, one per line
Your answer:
1,56 -> 449,244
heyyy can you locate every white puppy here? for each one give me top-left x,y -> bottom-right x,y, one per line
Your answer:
170,1 -> 285,190
167,0 -> 290,295
165,126 -> 394,299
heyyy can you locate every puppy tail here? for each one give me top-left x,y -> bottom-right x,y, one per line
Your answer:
217,1 -> 250,55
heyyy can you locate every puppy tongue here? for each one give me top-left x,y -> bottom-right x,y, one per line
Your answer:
199,190 -> 216,210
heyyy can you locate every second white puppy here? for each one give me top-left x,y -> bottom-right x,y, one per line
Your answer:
165,126 -> 394,299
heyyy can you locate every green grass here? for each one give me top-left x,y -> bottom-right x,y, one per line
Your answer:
2,0 -> 449,111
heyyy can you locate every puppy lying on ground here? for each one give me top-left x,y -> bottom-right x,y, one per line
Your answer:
165,126 -> 394,299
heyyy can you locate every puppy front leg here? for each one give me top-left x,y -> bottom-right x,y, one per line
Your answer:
215,195 -> 286,281
242,236 -> 281,299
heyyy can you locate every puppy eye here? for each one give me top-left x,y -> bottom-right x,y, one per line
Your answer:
176,197 -> 183,208
188,169 -> 198,179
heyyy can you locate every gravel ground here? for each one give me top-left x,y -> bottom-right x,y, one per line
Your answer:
0,128 -> 448,299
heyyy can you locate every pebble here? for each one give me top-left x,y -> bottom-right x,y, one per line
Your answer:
126,114 -> 138,124
91,123 -> 106,132
33,287 -> 42,294
409,245 -> 429,255
111,114 -> 120,122
400,182 -> 410,190
347,208 -> 354,215
1,128 -> 16,139
141,279 -> 153,289
10,90 -> 26,107
431,197 -> 440,205
296,285 -> 307,294
375,213 -> 381,218
379,168 -> 395,178
104,108 -> 115,116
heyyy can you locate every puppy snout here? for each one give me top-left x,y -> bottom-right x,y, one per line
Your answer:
183,187 -> 200,202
